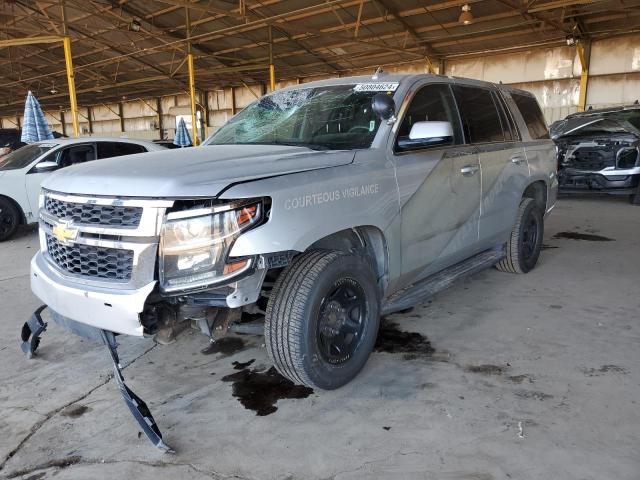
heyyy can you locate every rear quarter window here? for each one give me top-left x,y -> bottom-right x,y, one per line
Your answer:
511,93 -> 550,140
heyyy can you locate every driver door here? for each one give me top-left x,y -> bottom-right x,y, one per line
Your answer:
25,143 -> 96,217
393,83 -> 482,286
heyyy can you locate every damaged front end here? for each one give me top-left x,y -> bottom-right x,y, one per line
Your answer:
22,191 -> 285,451
552,112 -> 640,195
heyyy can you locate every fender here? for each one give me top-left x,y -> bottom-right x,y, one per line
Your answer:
221,158 -> 400,257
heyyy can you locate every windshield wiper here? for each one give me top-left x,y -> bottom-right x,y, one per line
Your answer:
214,140 -> 332,151
269,140 -> 331,151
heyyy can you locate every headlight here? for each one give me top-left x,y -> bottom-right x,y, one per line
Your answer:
159,201 -> 261,292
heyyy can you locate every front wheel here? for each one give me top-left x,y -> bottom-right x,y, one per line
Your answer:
496,197 -> 544,274
0,197 -> 19,242
265,250 -> 380,390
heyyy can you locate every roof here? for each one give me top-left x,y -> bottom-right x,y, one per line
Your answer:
275,72 -> 536,100
1,0 -> 638,111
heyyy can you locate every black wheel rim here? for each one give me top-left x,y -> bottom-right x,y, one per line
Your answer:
317,278 -> 367,365
0,206 -> 16,238
521,213 -> 539,261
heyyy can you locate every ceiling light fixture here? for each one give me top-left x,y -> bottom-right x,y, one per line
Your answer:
130,19 -> 141,32
459,4 -> 473,25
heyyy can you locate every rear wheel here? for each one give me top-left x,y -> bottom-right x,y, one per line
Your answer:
0,197 -> 19,242
265,250 -> 380,390
496,197 -> 543,274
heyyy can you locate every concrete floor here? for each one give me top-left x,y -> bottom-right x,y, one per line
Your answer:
1,196 -> 639,480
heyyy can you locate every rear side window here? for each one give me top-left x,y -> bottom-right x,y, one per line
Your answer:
97,142 -> 147,159
452,86 -> 505,144
493,91 -> 519,141
511,93 -> 549,140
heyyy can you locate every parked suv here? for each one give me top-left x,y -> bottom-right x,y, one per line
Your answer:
0,137 -> 165,240
24,73 -> 557,450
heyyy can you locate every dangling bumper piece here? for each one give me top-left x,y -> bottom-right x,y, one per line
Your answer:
20,306 -> 173,453
20,305 -> 48,359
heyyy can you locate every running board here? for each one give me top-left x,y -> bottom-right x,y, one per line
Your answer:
382,247 -> 505,315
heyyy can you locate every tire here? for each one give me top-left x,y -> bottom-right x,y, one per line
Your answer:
496,197 -> 544,274
629,192 -> 640,205
0,197 -> 19,242
265,250 -> 380,390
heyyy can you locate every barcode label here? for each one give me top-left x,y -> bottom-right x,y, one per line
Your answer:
353,83 -> 399,92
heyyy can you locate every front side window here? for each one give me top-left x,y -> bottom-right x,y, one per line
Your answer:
0,144 -> 53,171
396,83 -> 463,148
205,85 -> 384,150
452,85 -> 505,144
57,144 -> 97,168
511,93 -> 550,140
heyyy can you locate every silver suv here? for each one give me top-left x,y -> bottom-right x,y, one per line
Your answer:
23,73 -> 557,450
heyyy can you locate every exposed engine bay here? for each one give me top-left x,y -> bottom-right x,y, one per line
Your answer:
551,107 -> 640,198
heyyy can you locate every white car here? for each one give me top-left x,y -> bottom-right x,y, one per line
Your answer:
0,137 -> 165,241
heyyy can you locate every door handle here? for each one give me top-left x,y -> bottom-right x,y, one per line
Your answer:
511,155 -> 526,165
460,165 -> 479,176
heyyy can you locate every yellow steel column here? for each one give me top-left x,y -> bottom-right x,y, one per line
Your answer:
186,7 -> 199,145
576,41 -> 591,112
268,25 -> 276,92
63,36 -> 80,137
187,53 -> 199,145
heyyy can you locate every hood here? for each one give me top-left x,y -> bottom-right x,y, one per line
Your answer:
551,116 -> 640,140
550,117 -> 604,139
42,144 -> 355,198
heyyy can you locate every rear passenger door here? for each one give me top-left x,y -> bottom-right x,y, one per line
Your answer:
394,83 -> 481,285
452,85 -> 529,248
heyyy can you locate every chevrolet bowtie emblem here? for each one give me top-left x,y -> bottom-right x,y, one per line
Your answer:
52,221 -> 78,244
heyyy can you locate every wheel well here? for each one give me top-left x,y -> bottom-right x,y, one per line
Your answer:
0,194 -> 25,225
307,226 -> 389,295
522,181 -> 547,213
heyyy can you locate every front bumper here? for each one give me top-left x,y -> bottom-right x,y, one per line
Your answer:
30,252 -> 155,336
558,169 -> 639,194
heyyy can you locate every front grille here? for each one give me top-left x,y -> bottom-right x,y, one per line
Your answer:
46,234 -> 134,280
44,196 -> 143,228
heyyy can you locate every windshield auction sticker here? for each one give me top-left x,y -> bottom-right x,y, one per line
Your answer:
353,83 -> 399,92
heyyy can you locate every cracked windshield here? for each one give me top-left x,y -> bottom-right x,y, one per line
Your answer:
205,85 -> 382,150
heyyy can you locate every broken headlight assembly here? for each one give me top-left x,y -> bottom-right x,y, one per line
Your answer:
159,201 -> 262,292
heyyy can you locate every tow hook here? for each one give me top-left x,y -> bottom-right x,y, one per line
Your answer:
21,306 -> 173,453
20,305 -> 47,359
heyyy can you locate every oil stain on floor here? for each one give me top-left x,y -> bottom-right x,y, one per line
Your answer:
464,364 -> 506,375
374,321 -> 435,359
61,405 -> 90,418
552,231 -> 614,242
232,359 -> 255,370
222,366 -> 313,416
201,336 -> 246,356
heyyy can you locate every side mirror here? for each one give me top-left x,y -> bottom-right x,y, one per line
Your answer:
35,161 -> 58,172
397,121 -> 454,151
371,93 -> 396,121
